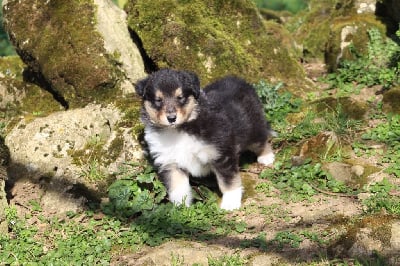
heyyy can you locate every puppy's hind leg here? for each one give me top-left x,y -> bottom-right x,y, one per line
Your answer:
249,140 -> 275,166
160,165 -> 192,207
213,158 -> 243,211
256,141 -> 275,166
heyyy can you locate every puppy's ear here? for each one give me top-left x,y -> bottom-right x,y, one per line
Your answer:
183,71 -> 200,99
135,76 -> 150,98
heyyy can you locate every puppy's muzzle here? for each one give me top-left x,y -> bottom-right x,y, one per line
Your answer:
165,103 -> 177,124
167,113 -> 177,123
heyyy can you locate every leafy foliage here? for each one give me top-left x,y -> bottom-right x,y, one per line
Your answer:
363,179 -> 400,215
324,27 -> 400,91
362,115 -> 400,177
254,80 -> 302,132
260,161 -> 351,202
102,162 -> 167,218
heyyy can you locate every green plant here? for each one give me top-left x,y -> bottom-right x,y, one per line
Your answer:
324,27 -> 400,91
240,232 -> 268,251
322,103 -> 362,137
102,162 -> 167,218
253,0 -> 307,13
170,253 -> 185,266
1,199 -> 245,264
80,158 -> 107,181
0,7 -> 16,56
254,80 -> 302,132
363,179 -> 400,215
273,230 -> 326,249
260,161 -> 351,202
273,231 -> 303,248
362,115 -> 400,177
208,253 -> 247,266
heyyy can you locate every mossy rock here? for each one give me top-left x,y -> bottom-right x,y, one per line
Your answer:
0,56 -> 64,133
125,0 -> 305,88
325,15 -> 386,71
291,0 -> 358,61
314,96 -> 368,120
2,0 -> 126,108
0,55 -> 25,80
382,86 -> 400,114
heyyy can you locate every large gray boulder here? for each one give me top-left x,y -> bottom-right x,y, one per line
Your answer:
5,103 -> 143,213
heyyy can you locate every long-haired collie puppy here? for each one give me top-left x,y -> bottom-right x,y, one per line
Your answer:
135,69 -> 275,210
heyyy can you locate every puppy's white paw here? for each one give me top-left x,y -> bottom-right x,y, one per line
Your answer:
220,187 -> 243,211
257,152 -> 275,166
169,185 -> 192,207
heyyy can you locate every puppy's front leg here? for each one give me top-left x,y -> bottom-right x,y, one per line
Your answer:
213,158 -> 243,211
159,165 -> 192,207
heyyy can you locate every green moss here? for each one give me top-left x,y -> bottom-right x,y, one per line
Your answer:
325,15 -> 386,71
3,0 -> 124,108
126,0 -> 304,87
382,86 -> 400,114
70,134 -> 107,167
0,56 -> 63,133
314,96 -> 367,120
107,133 -> 125,163
114,95 -> 144,139
291,0 -> 358,61
21,84 -> 64,115
329,214 -> 395,258
0,56 -> 25,80
242,173 -> 257,200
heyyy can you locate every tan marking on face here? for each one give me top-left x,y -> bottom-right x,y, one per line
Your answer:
144,100 -> 166,125
144,90 -> 199,127
174,87 -> 183,97
155,90 -> 164,99
176,95 -> 199,124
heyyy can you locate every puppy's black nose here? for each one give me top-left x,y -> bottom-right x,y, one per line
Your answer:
167,114 -> 177,123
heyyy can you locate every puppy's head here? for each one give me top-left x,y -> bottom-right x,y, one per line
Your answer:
135,69 -> 200,127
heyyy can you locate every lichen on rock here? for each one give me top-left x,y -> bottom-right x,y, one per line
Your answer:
5,103 -> 143,203
125,0 -> 305,89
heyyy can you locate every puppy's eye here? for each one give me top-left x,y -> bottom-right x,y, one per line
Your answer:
154,98 -> 163,107
177,95 -> 186,104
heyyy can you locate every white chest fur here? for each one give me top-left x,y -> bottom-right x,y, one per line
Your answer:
144,127 -> 219,177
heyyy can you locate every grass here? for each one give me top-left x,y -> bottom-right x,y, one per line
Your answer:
208,253 -> 247,266
0,199 -> 248,264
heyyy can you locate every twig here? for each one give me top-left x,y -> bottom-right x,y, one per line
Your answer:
193,186 -> 207,201
308,183 -> 358,198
